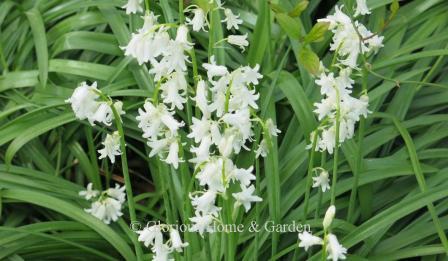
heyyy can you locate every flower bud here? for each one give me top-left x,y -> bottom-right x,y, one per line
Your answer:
323,205 -> 336,230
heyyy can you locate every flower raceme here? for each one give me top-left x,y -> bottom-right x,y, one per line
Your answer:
309,4 -> 382,155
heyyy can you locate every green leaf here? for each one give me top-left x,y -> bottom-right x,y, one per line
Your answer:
5,112 -> 75,165
275,13 -> 301,39
0,71 -> 39,92
2,189 -> 136,260
298,46 -> 320,75
25,9 -> 48,88
303,22 -> 329,43
269,3 -> 286,13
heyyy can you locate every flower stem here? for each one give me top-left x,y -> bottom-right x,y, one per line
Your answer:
110,104 -> 144,260
347,68 -> 368,222
330,90 -> 341,205
321,232 -> 327,261
303,132 -> 319,221
144,0 -> 150,12
315,152 -> 326,219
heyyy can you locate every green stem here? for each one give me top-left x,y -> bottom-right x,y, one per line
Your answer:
347,68 -> 368,222
110,104 -> 144,260
254,158 -> 260,261
303,132 -> 319,221
321,232 -> 327,261
152,80 -> 162,104
144,0 -> 150,12
315,152 -> 326,219
178,0 -> 184,23
330,90 -> 341,205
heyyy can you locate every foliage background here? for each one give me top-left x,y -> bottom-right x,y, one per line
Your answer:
0,0 -> 448,260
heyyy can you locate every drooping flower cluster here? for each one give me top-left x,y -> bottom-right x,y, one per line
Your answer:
298,205 -> 347,261
66,82 -> 124,163
318,6 -> 383,69
137,224 -> 188,260
125,12 -> 193,169
310,3 -> 383,154
79,183 -> 126,224
123,13 -> 192,80
185,4 -> 248,51
186,57 -> 273,234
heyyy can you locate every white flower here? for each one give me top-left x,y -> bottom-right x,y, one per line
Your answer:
323,205 -> 336,230
89,101 -> 125,126
203,56 -> 228,80
122,0 -> 143,14
175,24 -> 193,48
79,183 -> 99,200
265,119 -> 280,137
98,131 -> 122,164
152,242 -> 173,261
147,137 -> 170,157
223,8 -> 243,30
160,72 -> 188,110
190,190 -> 220,216
186,7 -> 207,32
221,109 -> 252,141
159,38 -> 191,74
326,234 -> 347,261
189,213 -> 214,236
228,85 -> 259,111
354,0 -> 370,16
165,139 -> 181,169
170,229 -> 189,252
229,166 -> 255,187
227,34 -> 249,51
65,82 -> 99,123
218,133 -> 235,157
106,184 -> 126,204
196,158 -> 226,192
317,126 -> 337,154
232,185 -> 262,212
194,80 -> 211,116
312,169 -> 330,192
136,102 -> 184,139
242,64 -> 263,85
85,197 -> 123,224
314,97 -> 336,121
137,225 -> 163,247
189,135 -> 213,164
318,6 -> 351,29
147,135 -> 182,169
255,139 -> 269,158
122,13 -> 171,65
298,231 -> 323,251
188,116 -> 211,143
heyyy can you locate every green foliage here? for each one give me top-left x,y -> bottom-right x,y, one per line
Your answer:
0,0 -> 447,260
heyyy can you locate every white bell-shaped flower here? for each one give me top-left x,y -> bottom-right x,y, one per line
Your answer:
98,131 -> 122,164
